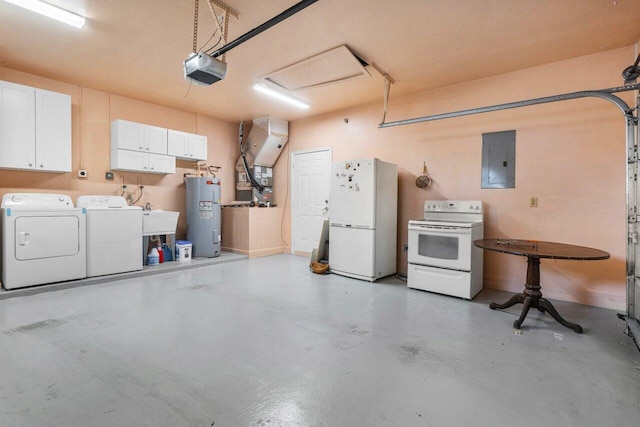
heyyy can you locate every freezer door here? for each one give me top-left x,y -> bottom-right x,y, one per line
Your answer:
330,160 -> 375,227
329,226 -> 375,279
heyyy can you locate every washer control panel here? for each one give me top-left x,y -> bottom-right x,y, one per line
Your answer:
77,195 -> 128,208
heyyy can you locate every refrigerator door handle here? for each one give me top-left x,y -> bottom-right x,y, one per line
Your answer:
330,223 -> 374,230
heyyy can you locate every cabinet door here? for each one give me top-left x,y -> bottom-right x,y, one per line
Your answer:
144,125 -> 167,154
110,149 -> 175,174
110,149 -> 149,172
0,81 -> 36,169
188,134 -> 207,161
35,89 -> 71,172
111,119 -> 144,151
167,129 -> 189,157
148,153 -> 175,174
167,130 -> 207,161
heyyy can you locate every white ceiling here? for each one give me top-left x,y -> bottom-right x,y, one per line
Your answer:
1,0 -> 639,123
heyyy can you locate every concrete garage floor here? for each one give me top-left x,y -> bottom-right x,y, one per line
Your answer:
1,254 -> 639,426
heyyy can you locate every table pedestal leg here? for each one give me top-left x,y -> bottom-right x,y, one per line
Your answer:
489,256 -> 583,333
538,298 -> 583,333
513,296 -> 533,330
490,293 -> 523,310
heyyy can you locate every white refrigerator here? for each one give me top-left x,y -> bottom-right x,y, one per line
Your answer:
329,158 -> 398,281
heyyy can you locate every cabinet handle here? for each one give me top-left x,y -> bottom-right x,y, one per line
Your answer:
40,164 -> 44,168
139,146 -> 143,149
146,148 -> 150,151
144,166 -> 147,169
29,163 -> 32,167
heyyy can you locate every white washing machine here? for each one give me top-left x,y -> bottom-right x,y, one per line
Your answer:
77,195 -> 143,277
1,193 -> 86,290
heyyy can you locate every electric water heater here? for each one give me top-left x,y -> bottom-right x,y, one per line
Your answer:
186,177 -> 221,257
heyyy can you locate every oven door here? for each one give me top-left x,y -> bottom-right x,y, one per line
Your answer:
408,223 -> 472,271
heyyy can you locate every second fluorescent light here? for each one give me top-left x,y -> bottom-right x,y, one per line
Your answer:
253,83 -> 310,109
3,0 -> 85,29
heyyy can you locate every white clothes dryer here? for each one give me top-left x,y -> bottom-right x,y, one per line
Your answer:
1,193 -> 86,290
76,195 -> 143,278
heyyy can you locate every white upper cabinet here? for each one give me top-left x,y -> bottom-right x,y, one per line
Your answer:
110,119 -> 174,174
148,152 -> 176,173
144,125 -> 168,154
36,89 -> 72,172
111,119 -> 167,154
0,82 -> 35,170
110,149 -> 175,174
167,129 -> 207,161
110,119 -> 207,173
0,80 -> 71,172
111,119 -> 143,151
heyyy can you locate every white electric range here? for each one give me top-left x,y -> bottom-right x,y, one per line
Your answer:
407,200 -> 484,299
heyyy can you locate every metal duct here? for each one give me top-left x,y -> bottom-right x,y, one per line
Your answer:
245,116 -> 289,167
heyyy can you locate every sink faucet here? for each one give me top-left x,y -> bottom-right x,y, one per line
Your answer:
145,202 -> 152,211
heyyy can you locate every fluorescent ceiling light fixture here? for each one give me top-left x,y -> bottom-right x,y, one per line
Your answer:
3,0 -> 85,28
253,83 -> 310,109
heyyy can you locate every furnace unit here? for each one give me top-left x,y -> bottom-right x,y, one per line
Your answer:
236,116 -> 288,203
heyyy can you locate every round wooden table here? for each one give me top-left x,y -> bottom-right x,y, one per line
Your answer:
474,239 -> 610,333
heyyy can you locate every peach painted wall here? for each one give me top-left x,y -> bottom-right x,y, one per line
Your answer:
281,46 -> 638,310
0,66 -> 240,240
1,44 -> 637,310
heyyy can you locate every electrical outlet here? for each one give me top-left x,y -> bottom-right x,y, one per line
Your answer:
530,197 -> 538,207
403,243 -> 408,252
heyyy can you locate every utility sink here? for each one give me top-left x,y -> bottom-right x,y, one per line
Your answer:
142,210 -> 179,236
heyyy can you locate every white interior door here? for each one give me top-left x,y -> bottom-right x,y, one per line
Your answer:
291,147 -> 331,253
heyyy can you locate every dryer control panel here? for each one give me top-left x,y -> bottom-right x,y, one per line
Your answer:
1,193 -> 74,209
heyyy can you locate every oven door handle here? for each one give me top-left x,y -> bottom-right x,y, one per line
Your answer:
409,225 -> 472,234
